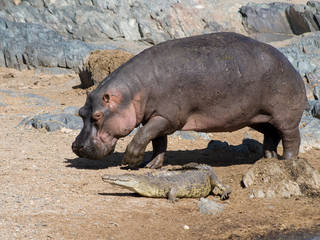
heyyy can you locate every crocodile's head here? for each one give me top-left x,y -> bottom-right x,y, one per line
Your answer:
102,174 -> 157,197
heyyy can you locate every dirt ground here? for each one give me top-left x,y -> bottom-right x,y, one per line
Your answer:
0,67 -> 319,240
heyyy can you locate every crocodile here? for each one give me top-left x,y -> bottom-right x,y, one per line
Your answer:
102,164 -> 231,201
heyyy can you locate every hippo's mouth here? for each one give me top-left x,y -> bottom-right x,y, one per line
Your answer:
72,129 -> 118,160
92,133 -> 118,158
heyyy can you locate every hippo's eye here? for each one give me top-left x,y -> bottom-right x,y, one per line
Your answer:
103,94 -> 110,103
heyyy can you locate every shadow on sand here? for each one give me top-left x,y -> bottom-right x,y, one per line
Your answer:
65,139 -> 264,170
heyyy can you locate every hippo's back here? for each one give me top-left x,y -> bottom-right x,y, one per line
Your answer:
124,33 -> 306,129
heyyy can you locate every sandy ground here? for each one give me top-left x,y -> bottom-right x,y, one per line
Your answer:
0,67 -> 319,240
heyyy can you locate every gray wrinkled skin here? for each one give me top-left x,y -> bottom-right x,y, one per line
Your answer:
72,32 -> 307,169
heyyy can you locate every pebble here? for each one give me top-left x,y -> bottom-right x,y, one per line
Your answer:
198,198 -> 224,215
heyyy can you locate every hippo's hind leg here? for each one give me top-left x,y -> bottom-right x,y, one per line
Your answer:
270,111 -> 301,159
278,126 -> 300,159
250,123 -> 281,158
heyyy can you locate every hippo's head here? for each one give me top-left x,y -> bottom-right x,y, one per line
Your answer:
72,85 -> 137,160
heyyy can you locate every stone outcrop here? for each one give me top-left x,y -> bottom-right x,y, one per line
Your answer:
240,1 -> 320,42
80,50 -> 134,88
0,0 -> 224,44
0,17 -> 117,72
242,158 -> 320,198
19,106 -> 83,132
276,32 -> 320,100
299,109 -> 320,153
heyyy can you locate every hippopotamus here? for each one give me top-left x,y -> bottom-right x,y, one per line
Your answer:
72,32 -> 307,169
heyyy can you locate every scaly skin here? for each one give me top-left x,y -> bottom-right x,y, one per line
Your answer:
102,164 -> 231,201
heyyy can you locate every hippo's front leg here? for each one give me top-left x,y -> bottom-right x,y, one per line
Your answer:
123,116 -> 171,168
146,135 -> 168,169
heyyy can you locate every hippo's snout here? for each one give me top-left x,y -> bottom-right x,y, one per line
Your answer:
72,137 -> 115,160
71,140 -> 86,158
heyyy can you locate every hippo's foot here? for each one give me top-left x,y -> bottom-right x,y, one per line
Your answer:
122,140 -> 146,168
145,135 -> 167,169
123,117 -> 170,168
250,123 -> 281,160
146,155 -> 165,169
282,150 -> 298,160
264,150 -> 278,159
281,127 -> 300,160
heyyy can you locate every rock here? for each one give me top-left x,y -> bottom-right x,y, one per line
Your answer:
299,112 -> 320,152
286,5 -> 320,35
0,17 -> 95,71
80,50 -> 134,87
175,131 -> 196,141
314,86 -> 320,100
306,72 -> 320,87
196,132 -> 211,140
240,2 -> 320,42
242,158 -> 320,198
171,131 -> 211,141
239,2 -> 294,42
0,16 -> 146,72
0,0 -> 14,8
63,106 -> 79,115
308,100 -> 317,112
198,198 -> 224,215
183,225 -> 189,230
20,108 -> 83,132
276,32 -> 320,98
311,101 -> 320,119
0,0 -> 227,45
0,1 -> 273,56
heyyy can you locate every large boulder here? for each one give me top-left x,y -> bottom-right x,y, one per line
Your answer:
242,158 -> 320,198
286,4 -> 320,35
240,2 -> 320,42
80,50 -> 134,88
275,32 -> 320,100
0,0 -> 225,45
19,107 -> 83,132
0,17 -> 105,71
239,2 -> 294,42
0,16 -> 145,72
299,109 -> 320,153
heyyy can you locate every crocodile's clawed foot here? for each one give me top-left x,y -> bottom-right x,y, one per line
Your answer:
220,189 -> 231,200
168,198 -> 179,204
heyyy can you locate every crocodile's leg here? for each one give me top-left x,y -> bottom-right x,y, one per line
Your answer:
209,172 -> 231,200
122,116 -> 171,168
145,135 -> 168,169
167,187 -> 178,202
